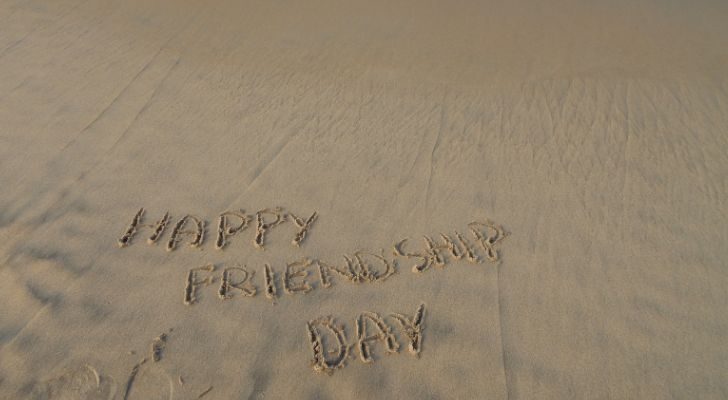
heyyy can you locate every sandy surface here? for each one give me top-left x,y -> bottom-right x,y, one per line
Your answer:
1,0 -> 727,398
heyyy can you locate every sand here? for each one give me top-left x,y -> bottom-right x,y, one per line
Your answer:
1,0 -> 727,398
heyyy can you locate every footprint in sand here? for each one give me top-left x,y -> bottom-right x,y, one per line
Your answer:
31,364 -> 116,400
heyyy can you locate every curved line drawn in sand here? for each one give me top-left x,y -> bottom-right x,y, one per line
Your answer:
196,386 -> 213,399
122,359 -> 146,400
32,364 -> 116,400
122,358 -> 173,400
123,330 -> 180,400
307,304 -> 426,374
119,207 -> 319,251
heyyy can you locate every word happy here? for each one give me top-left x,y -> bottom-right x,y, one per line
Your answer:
117,207 -> 318,251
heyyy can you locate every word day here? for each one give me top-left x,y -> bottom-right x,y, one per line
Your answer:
307,304 -> 426,373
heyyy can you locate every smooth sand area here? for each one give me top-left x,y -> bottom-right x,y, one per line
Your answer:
1,0 -> 727,398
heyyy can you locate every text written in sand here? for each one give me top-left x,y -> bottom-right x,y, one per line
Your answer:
307,304 -> 426,374
117,207 -> 508,372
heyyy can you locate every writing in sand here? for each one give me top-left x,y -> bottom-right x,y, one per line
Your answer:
117,207 -> 508,372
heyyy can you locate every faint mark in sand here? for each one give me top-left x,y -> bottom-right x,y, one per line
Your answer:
196,386 -> 213,399
32,364 -> 116,400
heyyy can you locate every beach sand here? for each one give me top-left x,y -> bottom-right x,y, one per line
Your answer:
1,0 -> 727,398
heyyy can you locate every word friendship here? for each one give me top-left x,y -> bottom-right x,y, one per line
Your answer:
180,223 -> 508,305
